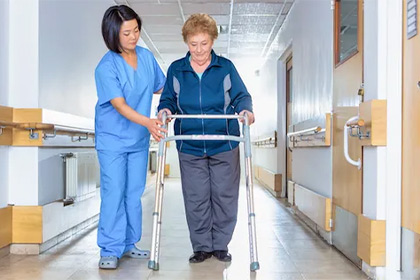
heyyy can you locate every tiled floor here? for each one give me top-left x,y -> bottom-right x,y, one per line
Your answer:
0,178 -> 369,280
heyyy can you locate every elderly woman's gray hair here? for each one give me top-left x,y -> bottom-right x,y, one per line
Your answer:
182,13 -> 218,42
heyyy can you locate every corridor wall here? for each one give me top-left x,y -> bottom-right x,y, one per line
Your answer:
38,0 -> 113,119
257,0 -> 334,198
0,0 -> 10,208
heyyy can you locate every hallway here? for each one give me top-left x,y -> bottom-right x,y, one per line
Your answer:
0,179 -> 368,280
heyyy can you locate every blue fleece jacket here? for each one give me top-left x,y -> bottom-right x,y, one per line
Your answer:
158,50 -> 253,156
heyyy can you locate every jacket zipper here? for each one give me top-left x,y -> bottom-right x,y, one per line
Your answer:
198,77 -> 207,154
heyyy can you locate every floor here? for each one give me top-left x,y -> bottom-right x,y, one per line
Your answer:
0,178 -> 369,280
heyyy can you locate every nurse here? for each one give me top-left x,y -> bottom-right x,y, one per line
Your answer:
94,5 -> 166,269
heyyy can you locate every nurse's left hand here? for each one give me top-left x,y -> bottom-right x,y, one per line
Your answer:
239,110 -> 255,125
146,118 -> 168,142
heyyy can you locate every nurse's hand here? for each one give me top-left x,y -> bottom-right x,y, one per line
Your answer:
239,110 -> 255,125
146,118 -> 167,142
157,108 -> 172,123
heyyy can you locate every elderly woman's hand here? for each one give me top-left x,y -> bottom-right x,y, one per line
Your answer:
157,108 -> 172,123
239,110 -> 255,125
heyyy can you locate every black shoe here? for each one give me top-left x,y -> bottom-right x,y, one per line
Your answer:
212,250 -> 232,262
188,251 -> 212,263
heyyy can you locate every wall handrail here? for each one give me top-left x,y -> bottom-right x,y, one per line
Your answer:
252,131 -> 277,148
286,113 -> 332,148
345,118 -> 365,128
0,121 -> 94,140
287,126 -> 322,138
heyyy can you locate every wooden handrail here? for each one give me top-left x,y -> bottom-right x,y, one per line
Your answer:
346,119 -> 365,127
0,121 -> 19,128
252,131 -> 277,147
17,123 -> 55,130
0,121 -> 94,139
287,126 -> 322,138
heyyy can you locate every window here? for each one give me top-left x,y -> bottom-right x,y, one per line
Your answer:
335,0 -> 359,65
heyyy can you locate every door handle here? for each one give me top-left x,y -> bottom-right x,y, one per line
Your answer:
344,116 -> 362,169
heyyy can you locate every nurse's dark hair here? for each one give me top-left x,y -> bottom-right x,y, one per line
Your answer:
101,5 -> 142,53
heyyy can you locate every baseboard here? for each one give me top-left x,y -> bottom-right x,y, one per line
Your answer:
264,186 -> 282,198
10,215 -> 98,255
294,184 -> 332,231
254,165 -> 282,197
401,227 -> 420,280
0,244 -> 10,258
42,190 -> 100,242
292,206 -> 332,244
10,244 -> 40,255
40,215 -> 98,253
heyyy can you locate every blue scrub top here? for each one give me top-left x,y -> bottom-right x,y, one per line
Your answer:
94,46 -> 166,152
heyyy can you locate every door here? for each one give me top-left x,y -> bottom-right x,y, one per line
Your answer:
332,0 -> 364,267
402,0 -> 420,277
286,56 -> 293,184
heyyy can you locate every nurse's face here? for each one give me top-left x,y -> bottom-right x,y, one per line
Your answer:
187,33 -> 214,65
119,19 -> 140,53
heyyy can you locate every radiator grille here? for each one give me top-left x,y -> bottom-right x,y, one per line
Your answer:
65,152 -> 99,202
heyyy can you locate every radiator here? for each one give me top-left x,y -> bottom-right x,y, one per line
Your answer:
65,152 -> 99,203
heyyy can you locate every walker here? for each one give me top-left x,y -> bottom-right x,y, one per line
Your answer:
147,112 -> 260,272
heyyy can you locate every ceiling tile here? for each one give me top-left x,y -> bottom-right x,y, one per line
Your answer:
232,15 -> 277,25
128,0 -> 295,67
233,3 -> 282,15
129,3 -> 179,16
141,15 -> 184,25
145,25 -> 183,34
230,24 -> 273,35
182,3 -> 231,15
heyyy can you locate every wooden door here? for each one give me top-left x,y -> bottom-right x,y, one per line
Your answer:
401,1 -> 420,276
402,0 -> 420,238
332,0 -> 364,267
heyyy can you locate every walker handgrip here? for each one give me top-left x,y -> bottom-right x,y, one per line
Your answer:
243,112 -> 250,126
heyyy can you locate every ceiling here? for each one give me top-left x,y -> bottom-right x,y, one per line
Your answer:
115,0 -> 294,70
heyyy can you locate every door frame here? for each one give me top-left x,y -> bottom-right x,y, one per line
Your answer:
277,45 -> 293,198
285,55 -> 293,188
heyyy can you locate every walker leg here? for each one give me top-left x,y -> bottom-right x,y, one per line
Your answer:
243,122 -> 260,272
148,139 -> 167,271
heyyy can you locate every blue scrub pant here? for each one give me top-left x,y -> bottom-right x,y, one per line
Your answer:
96,149 -> 148,258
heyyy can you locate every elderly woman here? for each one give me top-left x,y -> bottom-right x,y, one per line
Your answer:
95,5 -> 166,269
158,13 -> 254,263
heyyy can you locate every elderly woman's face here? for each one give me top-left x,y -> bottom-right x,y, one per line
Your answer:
119,19 -> 140,53
187,33 -> 214,65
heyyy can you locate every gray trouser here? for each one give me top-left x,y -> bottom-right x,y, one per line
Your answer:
178,147 -> 240,252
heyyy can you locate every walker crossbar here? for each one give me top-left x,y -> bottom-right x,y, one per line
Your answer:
163,135 -> 244,143
148,112 -> 260,272
167,114 -> 245,120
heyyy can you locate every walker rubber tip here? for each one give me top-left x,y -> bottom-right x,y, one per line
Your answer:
148,260 -> 159,271
250,261 -> 260,271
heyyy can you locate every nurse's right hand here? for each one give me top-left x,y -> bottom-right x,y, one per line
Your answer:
146,118 -> 167,142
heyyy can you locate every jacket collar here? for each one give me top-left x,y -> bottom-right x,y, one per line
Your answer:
176,50 -> 222,72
